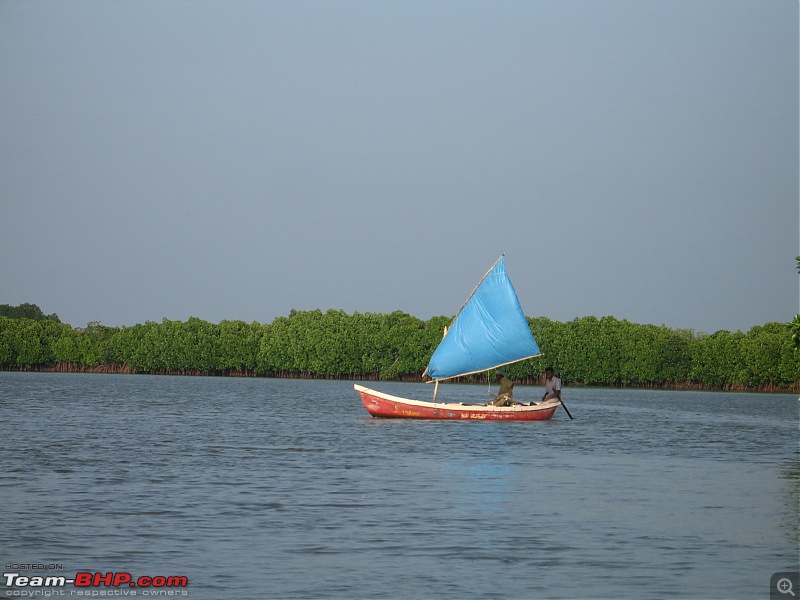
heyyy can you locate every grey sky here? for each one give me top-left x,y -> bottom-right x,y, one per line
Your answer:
1,0 -> 797,334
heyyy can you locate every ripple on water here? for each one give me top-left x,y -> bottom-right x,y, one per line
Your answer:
0,374 -> 796,599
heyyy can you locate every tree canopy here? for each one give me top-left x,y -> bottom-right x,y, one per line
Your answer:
0,309 -> 797,391
0,303 -> 60,322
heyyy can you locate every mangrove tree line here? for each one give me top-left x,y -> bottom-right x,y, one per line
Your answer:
0,307 -> 798,391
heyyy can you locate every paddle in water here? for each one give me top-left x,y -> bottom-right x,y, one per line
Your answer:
559,397 -> 574,420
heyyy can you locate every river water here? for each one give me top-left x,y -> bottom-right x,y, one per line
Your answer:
0,372 -> 797,599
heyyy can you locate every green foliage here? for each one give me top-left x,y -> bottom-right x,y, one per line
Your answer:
523,317 -> 701,386
789,315 -> 800,352
690,330 -> 746,388
218,320 -> 263,373
0,309 -> 797,390
790,257 -> 800,350
255,309 -> 434,379
0,303 -> 60,323
740,322 -> 797,388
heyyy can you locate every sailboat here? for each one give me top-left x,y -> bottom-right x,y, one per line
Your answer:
354,255 -> 562,421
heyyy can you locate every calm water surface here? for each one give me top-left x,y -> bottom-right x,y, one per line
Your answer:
0,372 -> 797,599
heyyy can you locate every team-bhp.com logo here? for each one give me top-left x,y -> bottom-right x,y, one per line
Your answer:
4,571 -> 188,595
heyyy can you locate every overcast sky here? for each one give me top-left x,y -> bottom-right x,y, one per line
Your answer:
1,0 -> 797,334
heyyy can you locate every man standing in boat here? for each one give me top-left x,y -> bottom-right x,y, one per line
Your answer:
541,367 -> 562,403
490,371 -> 516,406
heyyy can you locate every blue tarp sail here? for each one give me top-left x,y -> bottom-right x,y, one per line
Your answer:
425,256 -> 541,381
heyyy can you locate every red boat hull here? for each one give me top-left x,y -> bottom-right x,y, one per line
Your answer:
354,384 -> 559,421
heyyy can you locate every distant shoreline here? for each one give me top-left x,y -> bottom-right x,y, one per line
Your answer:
2,363 -> 796,393
3,310 -> 798,392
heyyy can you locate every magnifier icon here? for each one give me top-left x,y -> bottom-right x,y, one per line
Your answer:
777,578 -> 796,596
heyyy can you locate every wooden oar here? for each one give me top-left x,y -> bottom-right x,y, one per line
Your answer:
559,397 -> 574,420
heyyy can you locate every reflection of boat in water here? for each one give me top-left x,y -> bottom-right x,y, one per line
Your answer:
354,255 -> 562,421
